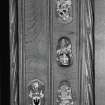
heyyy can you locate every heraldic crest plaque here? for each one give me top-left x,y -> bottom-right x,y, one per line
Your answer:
27,79 -> 45,105
56,0 -> 73,23
56,80 -> 74,105
56,37 -> 73,67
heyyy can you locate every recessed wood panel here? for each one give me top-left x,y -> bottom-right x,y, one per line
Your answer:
23,0 -> 50,105
52,0 -> 79,105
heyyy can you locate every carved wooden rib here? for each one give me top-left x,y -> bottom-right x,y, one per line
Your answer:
10,0 -> 18,105
80,0 -> 95,105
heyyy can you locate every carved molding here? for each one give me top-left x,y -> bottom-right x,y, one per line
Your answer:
10,0 -> 18,105
80,0 -> 95,105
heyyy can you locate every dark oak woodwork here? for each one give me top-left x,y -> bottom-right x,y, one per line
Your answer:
10,0 -> 95,105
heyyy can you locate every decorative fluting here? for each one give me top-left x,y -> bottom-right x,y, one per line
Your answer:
10,0 -> 18,105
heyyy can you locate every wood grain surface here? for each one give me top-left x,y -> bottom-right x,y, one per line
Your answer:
23,0 -> 50,105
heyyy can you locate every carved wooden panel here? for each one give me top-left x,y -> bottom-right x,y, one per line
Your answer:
10,0 -> 95,105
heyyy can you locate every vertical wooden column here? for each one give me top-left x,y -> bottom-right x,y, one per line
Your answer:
10,0 -> 19,104
80,0 -> 95,105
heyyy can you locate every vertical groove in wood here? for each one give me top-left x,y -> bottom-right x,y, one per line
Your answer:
77,0 -> 82,104
10,0 -> 19,105
48,0 -> 53,104
80,0 -> 95,105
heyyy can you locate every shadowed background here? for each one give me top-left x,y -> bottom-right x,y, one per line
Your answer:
95,0 -> 105,105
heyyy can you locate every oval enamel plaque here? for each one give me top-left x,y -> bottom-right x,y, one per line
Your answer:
56,37 -> 73,67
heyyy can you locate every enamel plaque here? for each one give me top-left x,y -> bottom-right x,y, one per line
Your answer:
27,79 -> 45,105
56,37 -> 73,67
56,80 -> 74,105
56,0 -> 73,23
